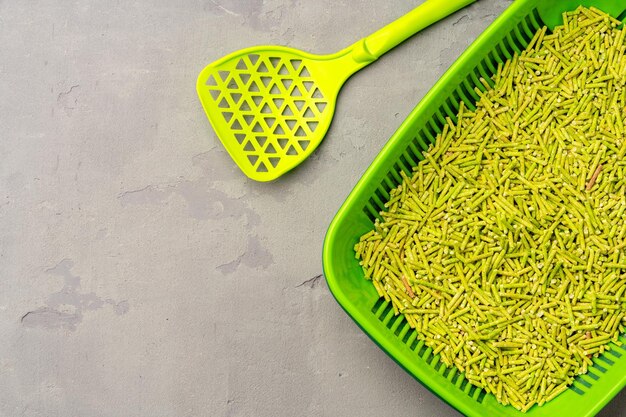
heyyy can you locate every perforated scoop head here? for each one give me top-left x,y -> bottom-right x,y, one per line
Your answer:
197,47 -> 336,181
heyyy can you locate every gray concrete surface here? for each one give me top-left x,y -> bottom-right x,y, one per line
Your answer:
2,1 -> 626,416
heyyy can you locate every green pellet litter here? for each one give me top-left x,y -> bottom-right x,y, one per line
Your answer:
355,6 -> 626,412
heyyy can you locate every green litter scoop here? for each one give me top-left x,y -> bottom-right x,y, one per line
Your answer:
197,0 -> 476,182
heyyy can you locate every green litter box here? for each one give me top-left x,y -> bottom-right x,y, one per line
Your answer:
322,0 -> 626,416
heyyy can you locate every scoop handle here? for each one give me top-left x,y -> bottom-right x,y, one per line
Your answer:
359,0 -> 477,60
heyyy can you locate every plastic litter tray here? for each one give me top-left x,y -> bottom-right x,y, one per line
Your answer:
323,1 -> 626,416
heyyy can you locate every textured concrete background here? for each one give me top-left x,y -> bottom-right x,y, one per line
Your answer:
2,1 -> 626,416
